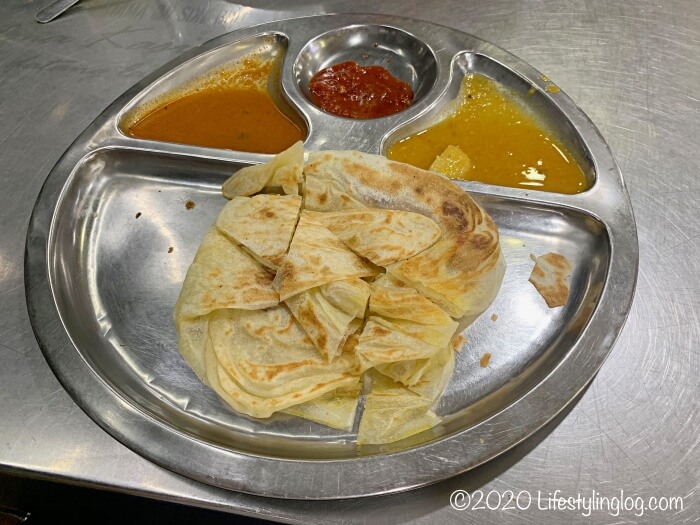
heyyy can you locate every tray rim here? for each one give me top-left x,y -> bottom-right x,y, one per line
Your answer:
24,13 -> 638,499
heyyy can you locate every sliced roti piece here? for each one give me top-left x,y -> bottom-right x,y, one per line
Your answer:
303,161 -> 367,212
222,141 -> 303,198
304,150 -> 505,319
406,343 -> 456,405
304,208 -> 441,266
388,240 -> 506,319
373,324 -> 457,389
375,357 -> 432,388
207,306 -> 361,419
216,194 -> 302,269
354,317 -> 442,372
337,317 -> 363,361
357,372 -> 441,445
285,284 -> 360,362
529,252 -> 572,308
283,382 -> 361,431
388,239 -> 506,319
174,228 -> 278,320
319,278 -> 371,319
273,211 -> 378,300
369,274 -> 458,348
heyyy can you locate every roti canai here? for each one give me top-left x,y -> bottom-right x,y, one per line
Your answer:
174,142 -> 504,445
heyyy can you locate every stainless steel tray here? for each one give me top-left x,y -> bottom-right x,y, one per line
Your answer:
25,14 -> 638,500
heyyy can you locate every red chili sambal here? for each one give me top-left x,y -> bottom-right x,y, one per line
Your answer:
308,61 -> 413,119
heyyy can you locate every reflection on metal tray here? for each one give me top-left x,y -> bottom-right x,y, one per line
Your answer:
25,14 -> 637,499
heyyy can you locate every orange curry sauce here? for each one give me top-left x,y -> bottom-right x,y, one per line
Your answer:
125,58 -> 305,153
309,61 -> 413,119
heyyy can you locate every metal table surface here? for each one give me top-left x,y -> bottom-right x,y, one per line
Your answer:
0,0 -> 697,523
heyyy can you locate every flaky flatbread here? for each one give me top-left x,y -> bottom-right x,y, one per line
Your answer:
222,141 -> 303,197
305,208 -> 441,266
405,343 -> 455,405
304,151 -> 505,318
283,383 -> 361,431
354,317 -> 443,371
174,228 -> 278,320
285,287 -> 356,362
368,274 -> 458,348
319,278 -> 371,319
176,146 -> 505,444
273,211 -> 377,300
216,194 -> 302,269
285,279 -> 369,361
357,372 -> 441,445
370,275 -> 457,389
207,306 -> 360,419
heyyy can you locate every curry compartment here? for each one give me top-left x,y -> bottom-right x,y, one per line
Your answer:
118,33 -> 308,153
294,24 -> 438,118
383,52 -> 597,194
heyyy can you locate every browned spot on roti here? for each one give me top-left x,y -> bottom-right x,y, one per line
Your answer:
307,375 -> 350,394
268,254 -> 284,268
278,319 -> 295,334
278,264 -> 295,284
262,359 -> 316,381
441,201 -> 468,229
246,365 -> 260,381
371,325 -> 391,337
480,353 -> 492,367
297,301 -> 328,349
467,232 -> 493,251
342,333 -> 360,354
342,159 -> 378,187
255,271 -> 275,285
388,160 -> 421,180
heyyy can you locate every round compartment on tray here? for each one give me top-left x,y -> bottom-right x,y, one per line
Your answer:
294,24 -> 437,119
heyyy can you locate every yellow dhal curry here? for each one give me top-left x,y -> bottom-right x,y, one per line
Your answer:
387,73 -> 589,194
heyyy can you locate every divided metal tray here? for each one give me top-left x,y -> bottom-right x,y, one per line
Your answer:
25,14 -> 638,499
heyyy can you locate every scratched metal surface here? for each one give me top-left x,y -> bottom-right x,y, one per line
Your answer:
0,0 -> 697,522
